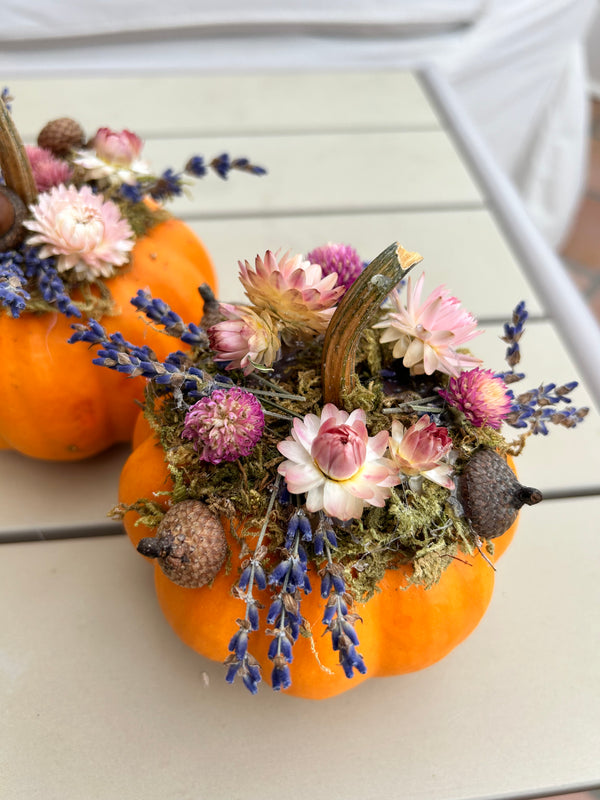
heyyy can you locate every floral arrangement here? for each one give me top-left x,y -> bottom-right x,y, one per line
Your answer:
0,88 -> 265,319
70,240 -> 588,695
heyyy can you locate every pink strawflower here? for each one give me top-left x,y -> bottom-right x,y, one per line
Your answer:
238,250 -> 344,339
181,388 -> 265,463
388,415 -> 454,490
24,184 -> 134,280
73,127 -> 149,184
438,368 -> 512,429
373,273 -> 482,376
277,403 -> 397,521
208,303 -> 281,375
306,242 -> 364,291
25,145 -> 72,192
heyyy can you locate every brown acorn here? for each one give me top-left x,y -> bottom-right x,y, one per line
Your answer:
137,500 -> 228,588
0,186 -> 28,251
458,448 -> 542,540
37,117 -> 85,156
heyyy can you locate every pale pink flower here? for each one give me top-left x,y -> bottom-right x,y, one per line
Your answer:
388,415 -> 455,490
208,303 -> 281,375
25,145 -> 72,193
73,127 -> 150,184
374,273 -> 482,376
24,184 -> 135,280
238,250 -> 344,338
182,388 -> 265,463
438,368 -> 512,429
277,404 -> 397,521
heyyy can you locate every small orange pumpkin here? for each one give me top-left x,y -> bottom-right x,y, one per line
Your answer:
118,425 -> 517,700
0,217 -> 215,460
114,244 -> 527,700
0,99 -> 217,460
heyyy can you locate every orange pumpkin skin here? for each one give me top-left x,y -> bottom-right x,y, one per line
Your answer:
119,428 -> 517,700
0,218 -> 216,461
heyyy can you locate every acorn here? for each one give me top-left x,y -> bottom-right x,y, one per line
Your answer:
37,117 -> 85,157
137,500 -> 228,588
458,448 -> 542,540
0,186 -> 28,251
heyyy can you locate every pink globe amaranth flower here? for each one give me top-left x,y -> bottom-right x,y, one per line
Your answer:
306,242 -> 364,291
25,145 -> 72,193
182,388 -> 265,464
439,368 -> 512,429
24,184 -> 135,280
208,303 -> 281,375
277,403 -> 398,521
373,273 -> 482,377
238,250 -> 344,339
388,415 -> 455,490
73,127 -> 150,184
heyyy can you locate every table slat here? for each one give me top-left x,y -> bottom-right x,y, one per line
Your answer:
7,72 -> 441,141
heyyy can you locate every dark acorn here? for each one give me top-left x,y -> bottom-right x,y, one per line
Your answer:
137,499 -> 228,588
458,448 -> 542,540
0,186 -> 28,251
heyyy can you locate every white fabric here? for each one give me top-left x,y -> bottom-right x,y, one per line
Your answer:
0,0 -> 596,248
1,1 -> 485,40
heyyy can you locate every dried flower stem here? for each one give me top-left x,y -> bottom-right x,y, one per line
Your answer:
0,96 -> 38,206
321,242 -> 422,406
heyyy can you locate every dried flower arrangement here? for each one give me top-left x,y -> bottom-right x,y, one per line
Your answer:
71,240 -> 589,698
0,88 -> 264,459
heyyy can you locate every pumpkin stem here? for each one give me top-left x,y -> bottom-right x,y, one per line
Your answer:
0,96 -> 38,207
321,242 -> 423,407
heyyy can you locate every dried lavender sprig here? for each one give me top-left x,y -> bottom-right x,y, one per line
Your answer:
0,248 -> 80,319
1,87 -> 12,112
319,513 -> 367,679
68,319 -> 211,394
36,262 -> 81,318
505,382 -> 589,434
226,475 -> 281,693
131,289 -> 208,346
501,300 -> 528,369
186,154 -> 267,180
0,258 -> 29,317
265,509 -> 312,691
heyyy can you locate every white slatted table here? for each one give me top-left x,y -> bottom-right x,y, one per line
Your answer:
1,70 -> 599,800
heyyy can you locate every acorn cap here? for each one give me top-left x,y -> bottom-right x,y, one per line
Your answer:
137,500 -> 228,588
0,186 -> 28,251
458,448 -> 542,540
37,117 -> 85,156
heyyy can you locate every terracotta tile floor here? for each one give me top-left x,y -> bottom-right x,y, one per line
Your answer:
561,98 -> 600,321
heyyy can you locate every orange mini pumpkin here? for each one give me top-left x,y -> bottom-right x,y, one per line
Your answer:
0,217 -> 215,460
109,243 -> 542,701
0,99 -> 217,460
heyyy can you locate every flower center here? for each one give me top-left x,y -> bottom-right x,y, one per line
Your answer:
311,423 -> 366,481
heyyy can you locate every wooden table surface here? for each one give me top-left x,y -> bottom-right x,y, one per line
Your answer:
1,70 -> 599,800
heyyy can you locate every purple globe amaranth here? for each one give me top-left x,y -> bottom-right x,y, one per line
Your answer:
182,387 -> 265,463
306,243 -> 364,291
439,368 -> 512,429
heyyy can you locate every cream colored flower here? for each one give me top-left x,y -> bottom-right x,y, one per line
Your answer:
239,250 -> 344,339
24,184 -> 134,280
